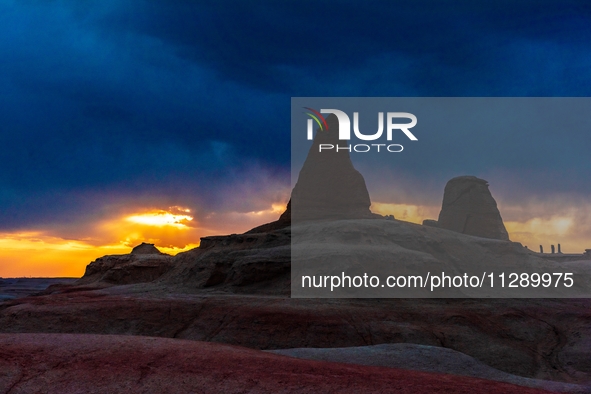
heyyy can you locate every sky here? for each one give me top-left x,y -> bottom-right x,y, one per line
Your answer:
1,0 -> 591,277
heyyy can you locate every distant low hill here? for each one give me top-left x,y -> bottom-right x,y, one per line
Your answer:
0,277 -> 77,301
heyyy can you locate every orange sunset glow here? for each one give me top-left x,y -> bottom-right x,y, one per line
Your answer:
2,199 -> 589,278
0,203 -> 287,278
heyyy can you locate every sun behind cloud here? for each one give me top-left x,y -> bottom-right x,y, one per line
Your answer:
101,206 -> 200,251
125,210 -> 193,228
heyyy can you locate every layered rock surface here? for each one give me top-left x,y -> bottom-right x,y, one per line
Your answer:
77,245 -> 173,286
1,293 -> 590,385
72,228 -> 290,293
269,344 -> 588,393
0,333 -> 555,394
160,228 -> 291,295
7,216 -> 589,384
290,218 -> 590,297
436,176 -> 509,240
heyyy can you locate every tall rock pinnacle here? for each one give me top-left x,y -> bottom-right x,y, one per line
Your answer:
291,113 -> 374,221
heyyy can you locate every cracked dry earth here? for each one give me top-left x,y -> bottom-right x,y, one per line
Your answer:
0,333 -> 560,394
1,289 -> 590,392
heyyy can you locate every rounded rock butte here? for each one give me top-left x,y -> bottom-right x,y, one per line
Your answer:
436,175 -> 509,241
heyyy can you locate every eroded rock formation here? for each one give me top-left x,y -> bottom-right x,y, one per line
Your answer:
131,242 -> 163,255
436,176 -> 509,240
78,245 -> 173,286
161,227 -> 290,294
290,114 -> 375,221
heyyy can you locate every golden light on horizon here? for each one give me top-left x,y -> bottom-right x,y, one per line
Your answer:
0,229 -> 200,277
370,202 -> 440,224
3,199 -> 587,279
0,202 -> 291,278
0,211 -> 250,277
0,231 -> 129,277
370,202 -> 590,254
504,215 -> 589,254
0,206 -> 202,277
246,203 -> 285,216
505,216 -> 574,236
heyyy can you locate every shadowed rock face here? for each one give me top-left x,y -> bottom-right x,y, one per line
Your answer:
74,230 -> 290,292
437,176 -> 509,240
161,228 -> 291,295
291,114 -> 374,221
77,243 -> 173,286
77,254 -> 174,285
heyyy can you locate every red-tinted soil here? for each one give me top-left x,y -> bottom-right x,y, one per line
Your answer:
1,291 -> 590,384
0,333 -> 557,394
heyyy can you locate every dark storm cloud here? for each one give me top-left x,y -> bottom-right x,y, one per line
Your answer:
103,0 -> 591,95
0,0 -> 289,229
1,0 -> 590,231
